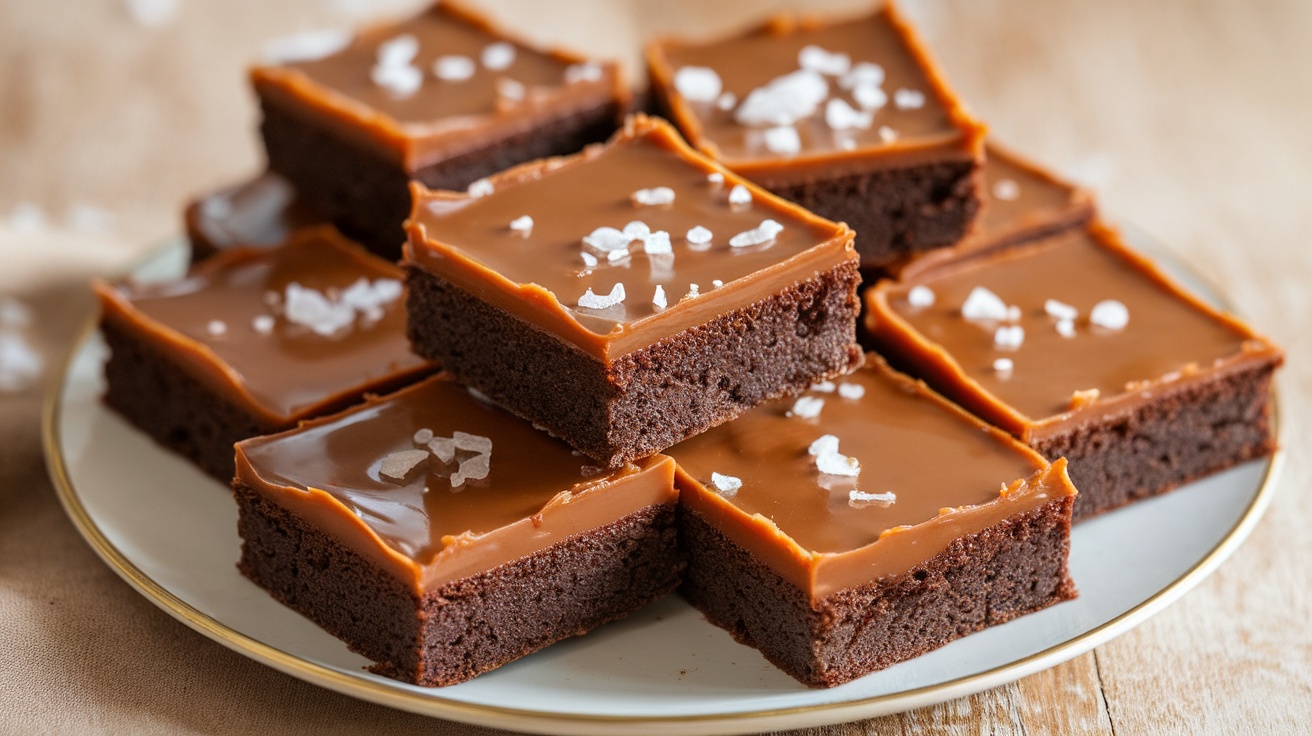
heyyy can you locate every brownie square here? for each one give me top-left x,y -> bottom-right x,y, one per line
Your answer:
865,223 -> 1283,520
252,1 -> 630,259
404,115 -> 863,468
646,3 -> 986,269
233,374 -> 684,686
668,355 -> 1077,687
184,172 -> 327,263
95,227 -> 434,481
887,141 -> 1095,279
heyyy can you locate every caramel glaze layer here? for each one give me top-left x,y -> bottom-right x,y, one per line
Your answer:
646,3 -> 985,187
890,142 -> 1094,279
251,1 -> 628,171
670,354 -> 1075,602
235,374 -> 679,594
865,222 -> 1284,443
405,115 -> 857,362
185,172 -> 326,256
95,227 -> 433,425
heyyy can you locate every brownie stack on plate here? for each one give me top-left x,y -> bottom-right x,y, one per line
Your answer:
96,0 -> 1280,690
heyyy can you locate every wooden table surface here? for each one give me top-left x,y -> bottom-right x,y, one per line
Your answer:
2,1 -> 1309,733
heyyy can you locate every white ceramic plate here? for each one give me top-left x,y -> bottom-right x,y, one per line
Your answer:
44,238 -> 1283,735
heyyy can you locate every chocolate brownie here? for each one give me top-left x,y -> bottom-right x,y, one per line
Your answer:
252,1 -> 629,258
95,227 -> 434,481
865,222 -> 1283,520
646,3 -> 986,268
233,374 -> 684,686
404,115 -> 862,468
669,355 -> 1077,687
184,172 -> 327,263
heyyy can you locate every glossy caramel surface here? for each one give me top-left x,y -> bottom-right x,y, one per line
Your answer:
869,225 -> 1279,434
670,356 -> 1071,597
236,375 -> 678,588
186,173 -> 324,255
97,229 -> 430,422
407,116 -> 855,359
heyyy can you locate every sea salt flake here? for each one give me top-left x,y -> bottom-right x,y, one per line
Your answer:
371,62 -> 422,97
481,41 -> 516,70
849,489 -> 896,507
284,283 -> 356,336
840,61 -> 885,90
379,449 -> 429,481
712,279 -> 724,288
206,319 -> 228,337
716,92 -> 737,111
377,34 -> 419,67
582,226 -> 631,252
1044,299 -> 1078,321
686,225 -> 712,245
788,396 -> 825,419
632,187 -> 675,206
808,434 -> 839,457
812,435 -> 860,477
433,55 -> 476,81
340,278 -> 402,313
622,220 -> 650,240
994,357 -> 1014,373
727,184 -> 752,207
251,315 -> 275,335
453,431 -> 493,454
729,219 -> 783,248
605,249 -> 631,264
877,126 -> 898,143
993,178 -> 1021,201
467,178 -> 494,197
642,230 -> 673,254
707,172 -> 725,185
496,77 -> 526,101
710,472 -> 742,495
762,126 -> 801,155
811,380 -> 836,393
684,284 -> 700,300
262,29 -> 351,64
580,251 -> 598,268
455,453 -> 490,483
428,437 -> 456,464
994,325 -> 1025,350
413,428 -> 434,444
907,285 -> 935,308
564,62 -> 602,83
578,283 -> 626,309
837,382 -> 865,400
735,69 -> 828,126
0,332 -> 42,392
1006,305 -> 1022,323
961,286 -> 1008,322
1090,299 -> 1129,330
673,66 -> 722,103
840,138 -> 857,151
508,215 -> 533,234
1056,319 -> 1076,338
894,88 -> 926,109
852,81 -> 888,111
798,45 -> 850,76
652,285 -> 667,310
824,98 -> 872,130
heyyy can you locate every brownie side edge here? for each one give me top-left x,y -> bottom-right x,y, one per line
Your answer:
405,259 -> 863,467
679,497 -> 1076,688
236,485 -> 685,687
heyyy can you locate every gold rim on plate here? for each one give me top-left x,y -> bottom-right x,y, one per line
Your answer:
41,238 -> 1286,735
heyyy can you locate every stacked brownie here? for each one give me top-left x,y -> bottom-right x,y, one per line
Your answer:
99,0 -> 1282,693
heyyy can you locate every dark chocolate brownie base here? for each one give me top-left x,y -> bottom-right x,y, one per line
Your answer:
235,485 -> 684,687
1034,360 -> 1279,521
679,498 -> 1076,688
259,98 -> 622,260
405,260 -> 863,467
99,318 -> 430,482
763,160 -> 981,270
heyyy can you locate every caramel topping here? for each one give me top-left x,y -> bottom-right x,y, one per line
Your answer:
235,375 -> 678,591
251,2 -> 624,169
406,115 -> 855,360
647,5 -> 983,178
974,143 -> 1092,246
95,228 -> 431,424
867,224 -> 1282,439
671,355 -> 1072,599
185,172 -> 324,254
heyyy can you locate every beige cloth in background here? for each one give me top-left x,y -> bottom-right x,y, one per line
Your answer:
3,1 -> 1311,733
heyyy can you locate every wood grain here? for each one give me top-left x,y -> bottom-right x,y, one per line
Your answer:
2,0 -> 1309,733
